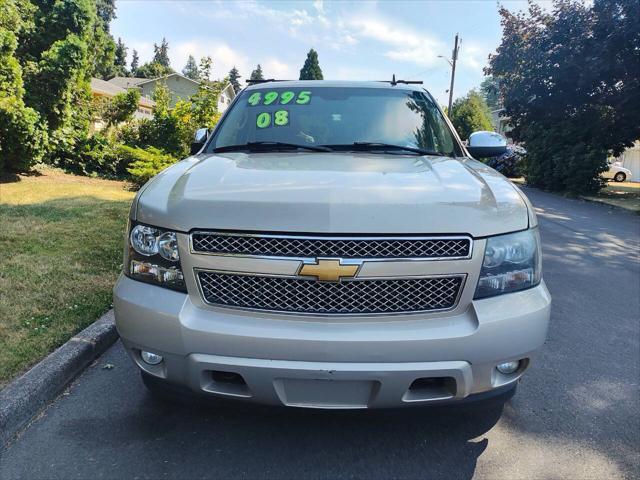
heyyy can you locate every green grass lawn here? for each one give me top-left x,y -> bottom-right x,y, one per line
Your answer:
0,166 -> 134,386
511,177 -> 640,213
584,181 -> 640,213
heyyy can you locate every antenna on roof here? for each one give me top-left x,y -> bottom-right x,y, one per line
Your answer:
380,74 -> 423,86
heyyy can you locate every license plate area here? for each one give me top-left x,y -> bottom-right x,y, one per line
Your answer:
275,378 -> 380,409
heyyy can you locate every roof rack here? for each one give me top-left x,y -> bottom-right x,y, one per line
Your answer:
245,79 -> 291,84
379,74 -> 423,86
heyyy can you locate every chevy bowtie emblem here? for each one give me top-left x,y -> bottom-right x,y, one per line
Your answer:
298,258 -> 360,282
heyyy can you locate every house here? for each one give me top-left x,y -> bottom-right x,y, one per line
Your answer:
218,83 -> 236,112
107,74 -> 236,112
490,108 -> 513,138
90,77 -> 155,130
108,73 -> 200,107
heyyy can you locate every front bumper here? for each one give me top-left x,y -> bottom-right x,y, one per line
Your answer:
114,275 -> 551,409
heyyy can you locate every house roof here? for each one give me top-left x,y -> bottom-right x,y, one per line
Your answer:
91,78 -> 155,108
108,76 -> 147,88
135,72 -> 201,87
219,82 -> 237,98
91,77 -> 128,96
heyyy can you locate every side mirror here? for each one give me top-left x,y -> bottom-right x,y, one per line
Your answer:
190,127 -> 209,155
467,131 -> 507,158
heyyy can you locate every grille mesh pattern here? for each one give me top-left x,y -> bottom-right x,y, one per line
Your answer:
191,233 -> 471,259
198,272 -> 464,315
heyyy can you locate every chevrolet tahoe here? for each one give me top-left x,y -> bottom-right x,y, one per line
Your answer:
113,80 -> 551,409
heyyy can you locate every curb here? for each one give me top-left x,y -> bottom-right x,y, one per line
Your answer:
579,194 -> 640,214
0,310 -> 118,447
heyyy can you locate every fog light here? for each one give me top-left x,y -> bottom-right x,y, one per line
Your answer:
141,351 -> 163,365
496,360 -> 520,374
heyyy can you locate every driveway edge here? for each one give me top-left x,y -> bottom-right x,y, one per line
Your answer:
0,310 -> 118,447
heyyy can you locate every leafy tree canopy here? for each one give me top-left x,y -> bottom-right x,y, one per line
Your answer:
0,0 -> 47,173
152,37 -> 171,68
299,48 -> 323,80
113,37 -> 128,77
199,56 -> 212,82
449,90 -> 493,141
135,38 -> 174,78
486,0 -> 640,194
479,76 -> 501,111
130,49 -> 139,75
103,88 -> 139,126
249,64 -> 264,81
5,0 -> 103,170
182,55 -> 200,80
136,61 -> 173,79
228,66 -> 241,93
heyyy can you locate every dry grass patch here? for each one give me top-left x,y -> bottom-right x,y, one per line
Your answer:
584,181 -> 640,213
0,166 -> 134,386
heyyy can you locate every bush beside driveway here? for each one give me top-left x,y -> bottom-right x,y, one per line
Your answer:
0,166 -> 133,386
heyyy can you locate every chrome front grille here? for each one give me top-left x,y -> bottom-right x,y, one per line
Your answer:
191,232 -> 472,259
197,271 -> 465,315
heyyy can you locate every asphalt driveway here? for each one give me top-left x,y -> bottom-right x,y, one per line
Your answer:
1,187 -> 639,480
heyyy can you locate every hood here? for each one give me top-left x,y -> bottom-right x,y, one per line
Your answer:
134,152 -> 529,237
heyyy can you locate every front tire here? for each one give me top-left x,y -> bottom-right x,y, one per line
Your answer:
614,172 -> 626,182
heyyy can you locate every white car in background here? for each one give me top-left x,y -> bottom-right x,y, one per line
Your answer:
602,161 -> 632,182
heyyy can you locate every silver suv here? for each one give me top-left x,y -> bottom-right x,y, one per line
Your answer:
114,80 -> 551,409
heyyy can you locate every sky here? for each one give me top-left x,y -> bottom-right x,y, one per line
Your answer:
111,0 -> 541,106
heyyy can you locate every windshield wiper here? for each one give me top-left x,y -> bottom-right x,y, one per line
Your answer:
214,141 -> 332,153
326,142 -> 447,156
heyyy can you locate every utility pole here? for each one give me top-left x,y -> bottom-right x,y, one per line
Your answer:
447,33 -> 460,114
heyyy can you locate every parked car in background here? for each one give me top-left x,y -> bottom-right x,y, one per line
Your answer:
114,80 -> 551,410
602,161 -> 633,182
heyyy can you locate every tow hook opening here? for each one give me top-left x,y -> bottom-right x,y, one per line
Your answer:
202,370 -> 252,398
403,376 -> 457,402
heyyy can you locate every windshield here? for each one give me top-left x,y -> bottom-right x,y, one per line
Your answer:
207,87 -> 460,156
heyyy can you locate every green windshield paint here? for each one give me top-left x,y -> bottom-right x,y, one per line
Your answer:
263,92 -> 279,105
256,112 -> 271,128
296,91 -> 311,104
247,92 -> 261,106
280,91 -> 295,105
274,110 -> 289,126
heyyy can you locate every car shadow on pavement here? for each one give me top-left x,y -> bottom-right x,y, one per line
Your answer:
61,385 -> 503,480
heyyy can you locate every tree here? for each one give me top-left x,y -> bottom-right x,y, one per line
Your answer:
113,37 -> 128,76
228,66 -> 241,93
95,0 -> 116,32
479,76 -> 501,111
449,90 -> 493,141
249,64 -> 264,81
103,89 -> 140,126
12,0 -> 100,167
130,49 -> 139,75
182,55 -> 200,80
198,56 -> 212,82
91,0 -> 118,79
0,0 -> 47,173
152,37 -> 171,68
486,0 -> 640,194
136,61 -> 172,79
136,38 -> 174,79
299,48 -> 323,80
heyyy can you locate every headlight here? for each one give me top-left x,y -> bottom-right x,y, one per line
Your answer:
130,225 -> 160,256
474,228 -> 541,299
124,222 -> 186,292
